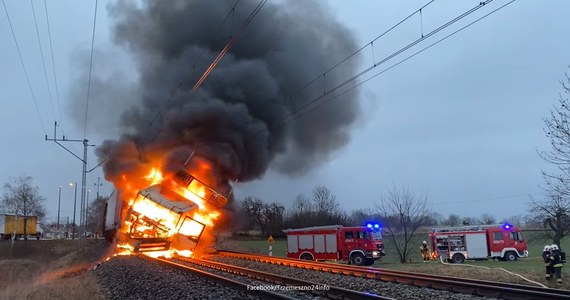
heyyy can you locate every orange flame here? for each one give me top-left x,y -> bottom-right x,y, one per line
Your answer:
113,166 -> 224,258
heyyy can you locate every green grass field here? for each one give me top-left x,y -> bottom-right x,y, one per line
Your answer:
219,230 -> 570,289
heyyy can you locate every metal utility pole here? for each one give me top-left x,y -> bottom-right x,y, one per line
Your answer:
57,186 -> 62,232
45,122 -> 94,240
85,189 -> 91,234
70,182 -> 77,239
95,177 -> 103,199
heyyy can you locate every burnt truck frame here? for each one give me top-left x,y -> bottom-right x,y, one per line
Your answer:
103,166 -> 229,253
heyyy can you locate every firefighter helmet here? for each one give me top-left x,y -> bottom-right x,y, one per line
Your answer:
422,241 -> 427,244
551,244 -> 559,251
544,245 -> 551,251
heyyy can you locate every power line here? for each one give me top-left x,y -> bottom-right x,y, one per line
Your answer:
229,0 -> 443,137
281,0 -> 517,126
30,0 -> 56,122
146,0 -> 241,129
146,0 -> 266,141
2,0 -> 47,134
284,0 -> 496,123
44,0 -> 64,135
248,0 -> 511,140
191,0 -> 267,92
83,0 -> 98,138
293,0 -> 436,98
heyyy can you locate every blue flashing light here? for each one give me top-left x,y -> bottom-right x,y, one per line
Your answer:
501,223 -> 513,230
374,224 -> 380,229
366,223 -> 373,228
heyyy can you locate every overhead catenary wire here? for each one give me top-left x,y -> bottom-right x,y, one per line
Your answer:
44,0 -> 65,135
146,0 -> 267,139
219,0 -> 441,138
247,0 -> 513,141
146,0 -> 241,129
282,0 -> 496,124
191,0 -> 267,92
2,0 -> 47,134
281,0 -> 516,126
30,0 -> 56,122
83,0 -> 98,138
292,0 -> 436,99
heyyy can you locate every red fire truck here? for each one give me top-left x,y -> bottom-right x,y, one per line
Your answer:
428,223 -> 528,263
283,224 -> 385,266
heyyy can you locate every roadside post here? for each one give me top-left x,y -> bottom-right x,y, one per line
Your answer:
267,235 -> 274,256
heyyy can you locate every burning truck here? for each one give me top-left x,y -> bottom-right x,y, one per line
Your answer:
103,154 -> 231,256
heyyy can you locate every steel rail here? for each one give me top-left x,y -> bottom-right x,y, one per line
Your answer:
217,250 -> 570,300
175,256 -> 395,300
137,255 -> 294,300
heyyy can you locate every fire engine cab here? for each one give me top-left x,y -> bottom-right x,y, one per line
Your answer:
429,223 -> 528,263
283,224 -> 385,266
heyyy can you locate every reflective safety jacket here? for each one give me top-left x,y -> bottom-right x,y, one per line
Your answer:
543,251 -> 551,266
550,250 -> 564,268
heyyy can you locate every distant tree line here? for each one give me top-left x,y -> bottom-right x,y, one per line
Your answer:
235,185 -> 521,237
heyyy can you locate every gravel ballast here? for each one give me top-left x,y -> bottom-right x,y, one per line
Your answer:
93,254 -> 501,299
207,255 -> 499,300
94,256 -> 261,300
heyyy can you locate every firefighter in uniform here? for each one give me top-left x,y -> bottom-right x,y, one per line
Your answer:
543,245 -> 553,280
550,244 -> 564,284
420,241 -> 430,262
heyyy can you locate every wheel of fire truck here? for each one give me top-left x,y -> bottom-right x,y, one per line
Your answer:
451,253 -> 465,264
504,251 -> 518,261
350,253 -> 366,266
300,253 -> 314,261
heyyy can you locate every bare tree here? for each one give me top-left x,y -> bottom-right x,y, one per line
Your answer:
284,188 -> 347,228
87,196 -> 109,235
375,185 -> 431,263
529,195 -> 570,245
508,214 -> 533,228
312,186 -> 337,213
292,193 -> 313,215
443,214 -> 462,226
462,217 -> 480,226
534,71 -> 570,245
480,213 -> 496,225
284,194 -> 314,228
539,72 -> 570,197
348,209 -> 382,226
240,196 -> 285,237
311,186 -> 347,225
1,175 -> 46,242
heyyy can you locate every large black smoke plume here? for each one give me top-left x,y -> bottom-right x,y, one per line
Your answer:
97,0 -> 362,186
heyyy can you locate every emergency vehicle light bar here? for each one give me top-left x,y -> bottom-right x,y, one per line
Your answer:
366,223 -> 381,229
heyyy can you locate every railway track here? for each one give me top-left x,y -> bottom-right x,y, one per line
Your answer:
216,250 -> 570,300
141,254 -> 394,299
137,255 -> 292,299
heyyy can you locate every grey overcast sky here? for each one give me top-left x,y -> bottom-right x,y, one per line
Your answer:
1,0 -> 568,225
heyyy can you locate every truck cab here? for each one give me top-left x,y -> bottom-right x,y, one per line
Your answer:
486,225 -> 528,260
340,225 -> 385,265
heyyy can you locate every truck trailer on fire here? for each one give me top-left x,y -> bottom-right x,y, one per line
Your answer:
429,223 -> 528,263
103,160 -> 230,253
283,224 -> 385,266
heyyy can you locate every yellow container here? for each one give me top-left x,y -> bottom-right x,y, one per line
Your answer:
3,215 -> 37,235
